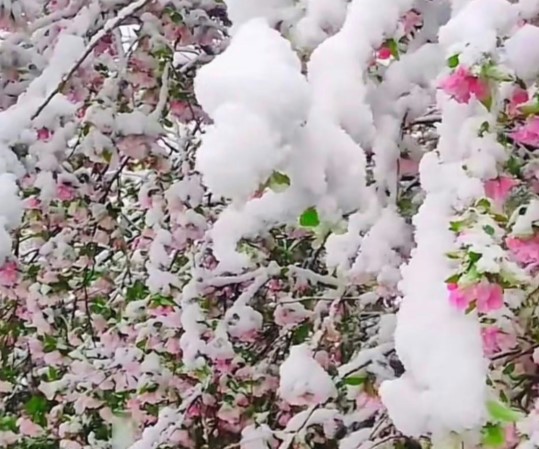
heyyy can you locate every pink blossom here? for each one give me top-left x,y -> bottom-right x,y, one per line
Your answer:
399,157 -> 419,176
169,429 -> 195,449
164,337 -> 181,354
508,87 -> 529,117
356,393 -> 383,412
512,117 -> 539,147
377,46 -> 392,60
217,403 -> 241,425
117,135 -> 153,159
0,431 -> 18,446
57,183 -> 76,201
481,326 -> 500,356
18,417 -> 43,437
439,66 -> 489,104
66,89 -> 86,104
402,10 -> 422,34
504,424 -> 519,449
314,350 -> 330,370
475,282 -> 504,313
447,282 -> 504,313
215,358 -> 233,373
506,235 -> 539,267
127,70 -> 156,89
278,412 -> 292,427
73,395 -> 102,414
484,176 -> 518,205
481,326 -> 517,357
0,380 -> 12,393
0,261 -> 18,287
37,128 -> 51,141
25,197 -> 41,210
60,440 -> 83,449
187,403 -> 201,419
170,101 -> 208,124
0,15 -> 16,31
447,283 -> 471,310
274,304 -> 310,327
43,351 -> 64,366
94,34 -> 116,56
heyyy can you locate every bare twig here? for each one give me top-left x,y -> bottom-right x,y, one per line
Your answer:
31,0 -> 151,120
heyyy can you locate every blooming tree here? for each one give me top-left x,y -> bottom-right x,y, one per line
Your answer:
2,1 -> 539,449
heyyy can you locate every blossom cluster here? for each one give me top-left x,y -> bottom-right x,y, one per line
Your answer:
2,2 -> 539,449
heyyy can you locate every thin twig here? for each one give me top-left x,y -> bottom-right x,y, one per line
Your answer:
31,0 -> 151,120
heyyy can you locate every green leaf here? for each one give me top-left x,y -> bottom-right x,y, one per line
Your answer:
521,103 -> 539,116
447,54 -> 460,68
483,225 -> 495,236
482,423 -> 505,447
25,395 -> 48,425
387,39 -> 400,60
268,171 -> 290,193
487,399 -> 524,423
449,220 -> 465,233
465,301 -> 477,314
103,149 -> 112,163
459,265 -> 482,286
481,94 -> 493,112
502,363 -> 515,376
344,376 -> 367,386
476,198 -> 492,212
0,416 -> 17,432
468,251 -> 483,264
506,156 -> 522,177
271,171 -> 290,185
482,64 -> 513,82
126,280 -> 149,302
445,273 -> 461,284
47,366 -> 61,381
150,294 -> 176,307
479,121 -> 490,137
42,335 -> 57,353
299,207 -> 320,228
292,322 -> 310,344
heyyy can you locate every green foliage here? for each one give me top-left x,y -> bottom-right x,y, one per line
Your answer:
343,375 -> 367,386
25,395 -> 49,426
482,423 -> 505,448
447,54 -> 460,68
268,171 -> 291,192
487,399 -> 524,423
299,207 -> 320,228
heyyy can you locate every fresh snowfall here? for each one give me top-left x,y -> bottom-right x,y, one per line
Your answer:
2,1 -> 539,449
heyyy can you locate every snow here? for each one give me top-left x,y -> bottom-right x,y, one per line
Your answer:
194,19 -> 309,130
194,18 -> 309,202
380,192 -> 488,437
379,0 -> 515,437
224,0 -> 296,30
0,173 -> 23,231
516,0 -> 539,19
350,207 -> 410,287
241,424 -> 274,449
339,429 -> 372,449
277,408 -> 341,449
511,200 -> 539,236
278,344 -> 337,406
195,104 -> 285,200
504,25 -> 539,82
292,0 -> 347,50
338,342 -> 394,379
111,415 -> 137,449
